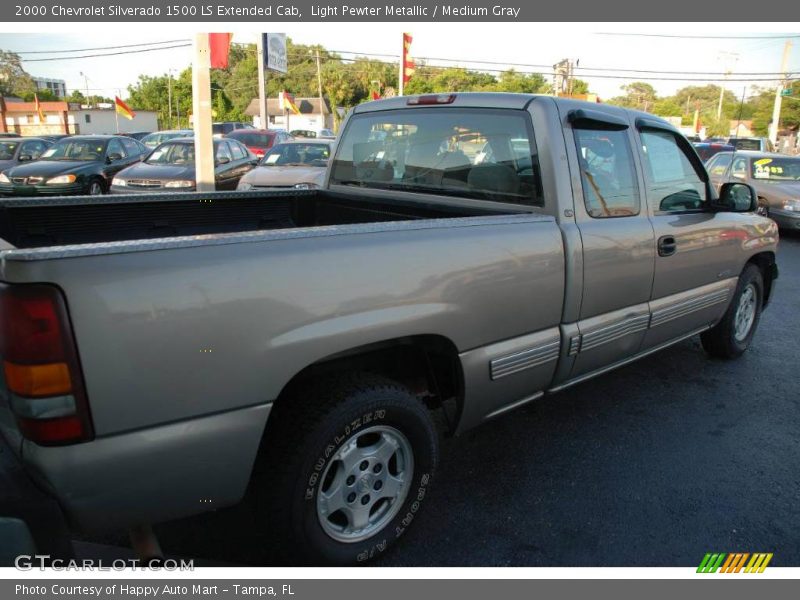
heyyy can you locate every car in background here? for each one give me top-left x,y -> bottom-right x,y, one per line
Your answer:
237,139 -> 332,191
692,142 -> 735,163
122,131 -> 152,141
706,150 -> 800,229
290,128 -> 336,139
141,129 -> 194,149
38,134 -> 73,144
110,137 -> 258,193
0,137 -> 52,172
0,134 -> 148,196
212,121 -> 255,137
225,128 -> 293,159
728,137 -> 775,153
684,134 -> 702,143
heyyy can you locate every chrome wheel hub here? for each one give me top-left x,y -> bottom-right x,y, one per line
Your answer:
316,425 -> 413,543
734,283 -> 757,342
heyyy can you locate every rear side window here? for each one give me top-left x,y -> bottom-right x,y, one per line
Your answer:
230,141 -> 247,160
640,130 -> 706,212
573,128 -> 640,218
330,108 -> 543,206
706,153 -> 732,176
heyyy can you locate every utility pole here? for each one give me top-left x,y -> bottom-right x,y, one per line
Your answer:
769,40 -> 793,146
167,70 -> 173,129
256,34 -> 268,130
717,51 -> 739,121
315,49 -> 325,129
192,33 -> 215,192
79,71 -> 89,106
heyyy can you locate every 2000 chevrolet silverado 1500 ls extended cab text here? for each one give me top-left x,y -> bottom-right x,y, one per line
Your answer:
0,94 -> 779,564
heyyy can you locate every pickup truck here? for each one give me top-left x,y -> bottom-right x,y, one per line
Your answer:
0,94 -> 779,565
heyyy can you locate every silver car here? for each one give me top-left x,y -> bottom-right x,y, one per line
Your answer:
707,151 -> 800,230
237,139 -> 333,190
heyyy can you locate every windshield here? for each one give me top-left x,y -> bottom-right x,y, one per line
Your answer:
261,143 -> 330,167
40,139 -> 107,161
752,157 -> 800,181
329,107 -> 542,205
232,132 -> 275,147
146,142 -> 195,165
0,141 -> 20,160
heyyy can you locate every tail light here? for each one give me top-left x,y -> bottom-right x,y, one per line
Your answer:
407,94 -> 456,106
0,283 -> 93,445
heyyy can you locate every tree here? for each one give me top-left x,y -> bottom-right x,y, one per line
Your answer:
608,81 -> 657,110
491,69 -> 548,94
0,50 -> 35,97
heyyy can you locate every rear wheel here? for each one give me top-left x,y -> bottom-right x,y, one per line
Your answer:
701,264 -> 763,359
254,373 -> 438,565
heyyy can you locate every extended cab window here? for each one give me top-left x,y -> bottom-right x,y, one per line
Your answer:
330,108 -> 543,206
640,130 -> 706,212
573,128 -> 639,218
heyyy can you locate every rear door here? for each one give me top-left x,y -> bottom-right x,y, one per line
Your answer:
562,109 -> 655,378
634,120 -> 741,350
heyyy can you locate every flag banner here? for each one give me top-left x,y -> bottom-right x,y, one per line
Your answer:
114,96 -> 135,120
209,33 -> 233,68
402,32 -> 415,84
279,91 -> 302,115
34,94 -> 45,122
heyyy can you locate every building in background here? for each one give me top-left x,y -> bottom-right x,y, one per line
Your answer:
244,97 -> 337,131
32,77 -> 67,99
1,98 -> 157,135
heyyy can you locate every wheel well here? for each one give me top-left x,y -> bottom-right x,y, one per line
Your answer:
275,335 -> 464,435
747,252 -> 776,306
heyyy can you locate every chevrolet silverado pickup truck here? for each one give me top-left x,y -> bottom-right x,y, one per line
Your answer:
0,94 -> 779,565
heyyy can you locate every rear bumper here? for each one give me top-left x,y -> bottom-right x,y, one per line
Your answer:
15,403 -> 271,532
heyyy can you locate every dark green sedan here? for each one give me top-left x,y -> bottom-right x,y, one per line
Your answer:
0,135 -> 148,196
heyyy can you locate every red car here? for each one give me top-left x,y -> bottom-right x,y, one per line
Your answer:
225,129 -> 293,159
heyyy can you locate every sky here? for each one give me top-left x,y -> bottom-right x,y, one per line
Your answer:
2,23 -> 799,102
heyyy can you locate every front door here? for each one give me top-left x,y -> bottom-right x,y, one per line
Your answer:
635,124 -> 742,350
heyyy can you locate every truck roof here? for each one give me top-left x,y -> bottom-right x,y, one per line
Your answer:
353,92 -> 675,132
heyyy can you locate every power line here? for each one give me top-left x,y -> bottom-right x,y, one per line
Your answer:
13,39 -> 191,54
20,44 -> 191,62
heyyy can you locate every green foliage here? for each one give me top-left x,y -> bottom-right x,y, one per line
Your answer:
0,50 -> 35,98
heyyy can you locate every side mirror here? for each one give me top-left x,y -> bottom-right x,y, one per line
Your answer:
216,156 -> 230,165
107,153 -> 123,163
716,182 -> 757,212
17,154 -> 32,162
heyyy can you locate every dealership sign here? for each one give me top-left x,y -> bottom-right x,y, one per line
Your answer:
263,33 -> 287,74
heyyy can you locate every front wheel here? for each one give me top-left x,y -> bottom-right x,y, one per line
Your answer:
255,373 -> 438,565
87,179 -> 105,195
701,264 -> 763,359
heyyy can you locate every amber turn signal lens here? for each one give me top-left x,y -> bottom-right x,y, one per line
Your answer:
3,361 -> 72,397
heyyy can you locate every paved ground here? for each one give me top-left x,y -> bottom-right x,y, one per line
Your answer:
2,232 -> 799,567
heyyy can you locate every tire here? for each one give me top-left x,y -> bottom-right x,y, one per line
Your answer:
701,264 -> 763,359
87,178 -> 105,195
254,373 -> 439,565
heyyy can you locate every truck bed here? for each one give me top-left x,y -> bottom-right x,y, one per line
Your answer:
0,189 -> 519,250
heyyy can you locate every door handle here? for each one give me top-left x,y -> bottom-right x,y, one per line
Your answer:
658,235 -> 677,257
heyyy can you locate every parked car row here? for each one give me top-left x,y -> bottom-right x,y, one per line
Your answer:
706,150 -> 800,230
